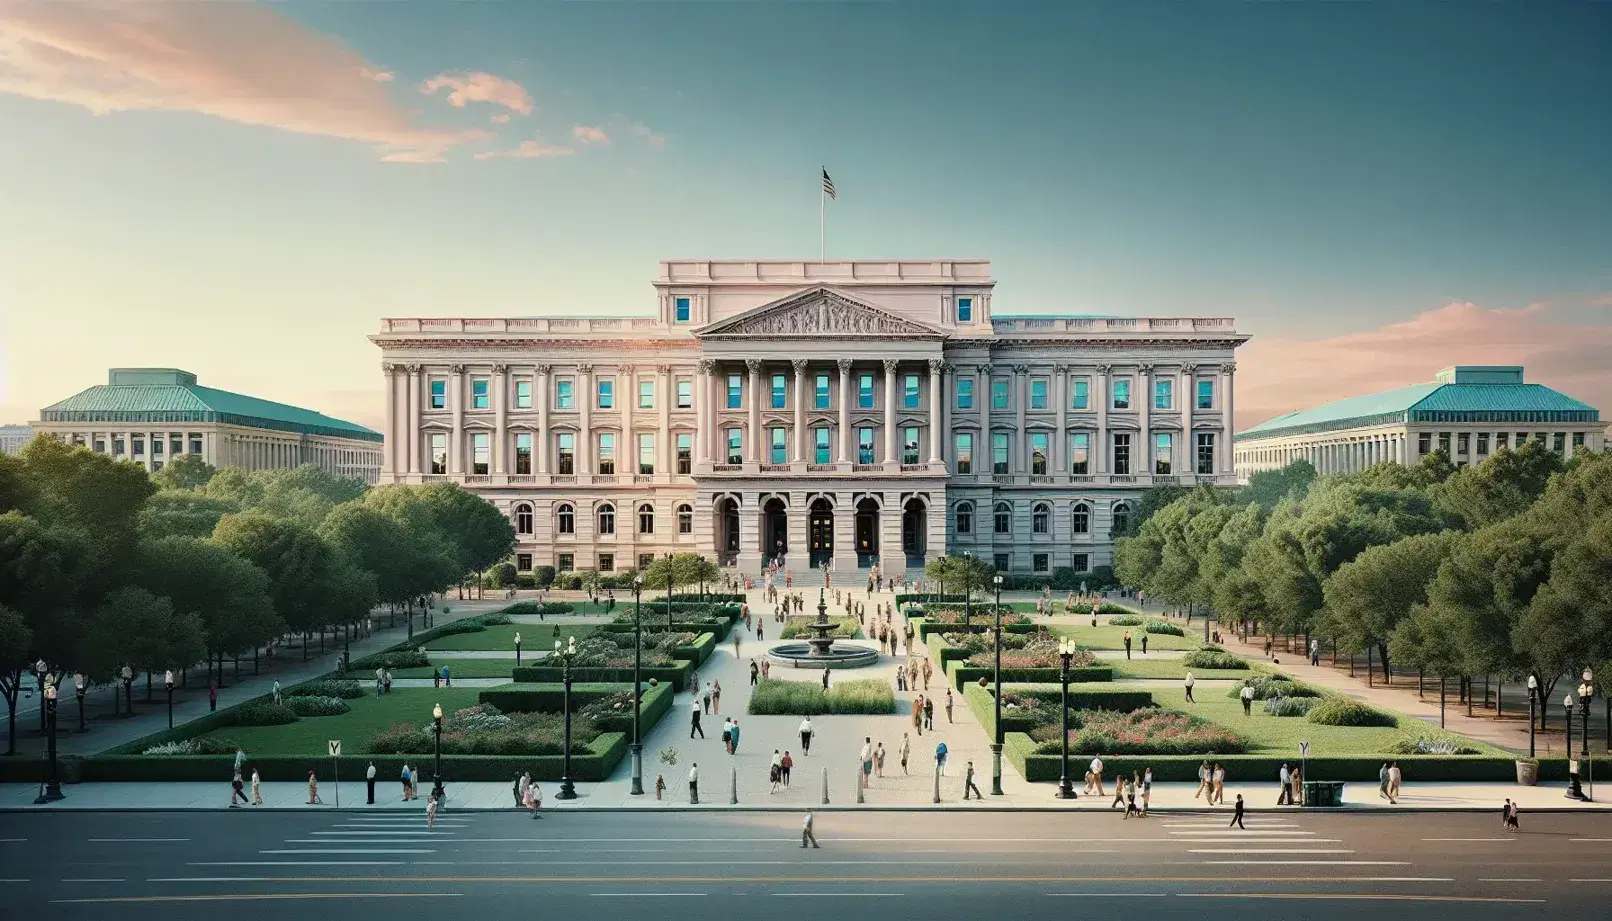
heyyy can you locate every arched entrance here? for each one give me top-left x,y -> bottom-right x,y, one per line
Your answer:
763,496 -> 788,566
855,496 -> 881,568
808,497 -> 834,569
901,497 -> 927,567
715,496 -> 740,565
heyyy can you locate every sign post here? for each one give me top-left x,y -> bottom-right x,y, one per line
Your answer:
1298,740 -> 1309,806
329,740 -> 342,808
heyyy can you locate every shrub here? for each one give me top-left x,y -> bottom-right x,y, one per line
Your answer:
959,633 -> 1097,670
480,612 -> 512,626
235,701 -> 299,726
533,565 -> 557,588
747,678 -> 895,715
1387,732 -> 1483,755
289,679 -> 366,700
142,736 -> 242,756
1263,696 -> 1317,717
1033,708 -> 1248,755
1144,619 -> 1184,636
1227,676 -> 1320,700
366,702 -> 604,756
505,600 -> 575,617
780,616 -> 860,639
1306,698 -> 1398,728
285,695 -> 351,717
567,631 -> 697,667
351,649 -> 431,671
1182,648 -> 1248,670
1108,614 -> 1144,626
920,607 -> 1031,626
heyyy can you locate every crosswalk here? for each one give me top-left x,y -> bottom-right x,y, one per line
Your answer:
1159,816 -> 1410,870
191,814 -> 475,868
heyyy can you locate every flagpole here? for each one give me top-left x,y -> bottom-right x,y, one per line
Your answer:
820,167 -> 826,261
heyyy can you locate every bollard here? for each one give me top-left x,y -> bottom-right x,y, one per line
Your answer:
730,766 -> 738,805
856,764 -> 864,804
933,762 -> 941,804
822,766 -> 830,805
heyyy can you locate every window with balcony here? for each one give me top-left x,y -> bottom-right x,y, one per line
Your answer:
430,433 -> 447,474
814,374 -> 830,409
598,503 -> 616,535
556,379 -> 575,410
957,378 -> 974,410
638,433 -> 655,475
676,433 -> 692,474
514,433 -> 533,474
771,374 -> 787,409
858,374 -> 875,409
957,297 -> 972,323
472,378 -> 489,409
639,380 -> 654,409
814,427 -> 832,464
1196,378 -> 1214,410
991,433 -> 1009,474
1196,433 -> 1215,475
515,380 -> 532,409
727,375 -> 742,409
726,428 -> 744,465
1030,377 -> 1049,410
902,427 -> 920,465
993,502 -> 1011,534
991,378 -> 1010,410
472,433 -> 490,475
430,379 -> 447,409
857,427 -> 876,465
955,502 -> 974,534
1030,432 -> 1048,475
556,433 -> 575,474
1112,379 -> 1131,410
1112,433 -> 1131,475
1072,502 -> 1091,535
1069,433 -> 1090,475
903,374 -> 920,410
556,503 -> 575,535
1153,433 -> 1172,475
1032,502 -> 1050,534
597,433 -> 616,475
1072,379 -> 1090,410
674,296 -> 691,323
677,379 -> 692,408
597,378 -> 614,410
770,427 -> 788,465
955,433 -> 973,474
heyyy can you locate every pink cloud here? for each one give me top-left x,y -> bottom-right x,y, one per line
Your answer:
0,2 -> 484,163
1237,299 -> 1612,430
472,137 -> 574,160
571,124 -> 610,145
630,121 -> 668,149
420,70 -> 533,115
490,113 -> 511,125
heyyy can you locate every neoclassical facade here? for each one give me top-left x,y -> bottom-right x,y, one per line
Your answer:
373,260 -> 1246,577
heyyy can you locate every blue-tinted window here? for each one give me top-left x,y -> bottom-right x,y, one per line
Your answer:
991,379 -> 1009,410
472,379 -> 489,409
903,375 -> 920,410
430,379 -> 447,409
1196,379 -> 1214,409
1030,378 -> 1048,410
814,427 -> 831,464
814,374 -> 830,409
771,374 -> 787,409
858,374 -> 874,409
674,296 -> 691,323
957,378 -> 974,410
1072,379 -> 1089,409
957,297 -> 972,323
727,375 -> 742,409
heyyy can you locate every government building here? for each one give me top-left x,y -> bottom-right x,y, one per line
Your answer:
1234,365 -> 1602,478
34,368 -> 385,482
372,259 -> 1246,578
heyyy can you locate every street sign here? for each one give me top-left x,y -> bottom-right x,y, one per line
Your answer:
329,740 -> 342,757
1298,740 -> 1310,758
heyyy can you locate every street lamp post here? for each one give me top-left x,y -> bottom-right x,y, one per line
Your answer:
630,574 -> 645,796
164,669 -> 175,729
1056,637 -> 1077,800
1579,669 -> 1595,802
665,552 -> 675,629
1527,674 -> 1537,758
1565,694 -> 1582,801
121,665 -> 133,717
75,674 -> 86,734
35,682 -> 63,803
990,573 -> 1004,796
556,636 -> 579,799
33,660 -> 46,732
431,702 -> 445,801
514,632 -> 522,666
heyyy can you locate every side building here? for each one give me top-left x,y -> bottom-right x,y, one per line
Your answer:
1234,365 -> 1602,478
372,258 -> 1247,578
0,424 -> 34,456
34,368 -> 385,483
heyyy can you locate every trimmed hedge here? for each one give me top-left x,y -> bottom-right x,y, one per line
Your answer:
601,619 -> 733,643
966,682 -> 1154,736
284,696 -> 350,717
747,678 -> 896,715
1182,648 -> 1248,670
948,661 -> 1112,691
1307,698 -> 1399,728
511,662 -> 694,691
894,593 -> 967,607
475,681 -> 674,735
503,600 -> 576,617
287,679 -> 367,700
1144,619 -> 1185,637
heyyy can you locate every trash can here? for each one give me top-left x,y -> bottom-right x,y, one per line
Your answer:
1302,780 -> 1345,807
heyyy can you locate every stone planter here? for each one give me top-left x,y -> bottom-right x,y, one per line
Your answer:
1515,759 -> 1539,786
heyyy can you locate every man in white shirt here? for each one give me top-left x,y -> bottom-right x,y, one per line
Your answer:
1278,763 -> 1292,805
1241,683 -> 1255,716
1089,755 -> 1105,796
689,696 -> 704,738
799,716 -> 814,755
1184,671 -> 1196,702
688,763 -> 699,804
802,810 -> 819,848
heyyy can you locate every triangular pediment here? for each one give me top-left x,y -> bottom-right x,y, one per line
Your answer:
695,286 -> 947,339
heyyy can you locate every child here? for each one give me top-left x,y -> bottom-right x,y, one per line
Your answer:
426,792 -> 438,829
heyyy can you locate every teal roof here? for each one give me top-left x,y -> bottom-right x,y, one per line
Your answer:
40,369 -> 381,442
1238,372 -> 1599,441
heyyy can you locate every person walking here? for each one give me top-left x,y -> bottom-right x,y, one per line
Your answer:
963,760 -> 984,800
729,719 -> 741,754
821,667 -> 830,691
1212,762 -> 1226,804
250,767 -> 262,806
690,696 -> 705,738
688,763 -> 700,804
702,682 -> 712,714
1141,634 -> 1149,656
307,770 -> 323,805
801,809 -> 820,848
1378,762 -> 1391,801
1111,771 -> 1128,809
1387,761 -> 1402,803
923,695 -> 935,730
1194,760 -> 1210,799
922,658 -> 933,691
935,740 -> 948,776
1290,762 -> 1303,805
230,770 -> 248,807
401,763 -> 414,801
1277,763 -> 1292,805
1504,798 -> 1520,832
781,750 -> 793,786
1123,774 -> 1141,818
1184,671 -> 1196,702
750,660 -> 759,686
912,695 -> 924,737
367,761 -> 377,804
712,679 -> 722,715
770,750 -> 783,793
799,715 -> 814,755
1141,767 -> 1153,815
945,689 -> 954,723
1241,683 -> 1255,716
874,741 -> 886,778
272,679 -> 281,704
1123,632 -> 1132,660
1229,793 -> 1246,829
1309,638 -> 1321,667
209,683 -> 218,712
860,738 -> 873,788
722,717 -> 733,754
1089,755 -> 1105,797
426,792 -> 439,829
899,733 -> 911,775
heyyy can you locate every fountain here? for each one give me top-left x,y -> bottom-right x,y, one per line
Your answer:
765,588 -> 880,670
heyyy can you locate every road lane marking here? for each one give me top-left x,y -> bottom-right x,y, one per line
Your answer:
1160,838 -> 1342,844
147,878 -> 268,883
167,874 -> 1460,884
88,838 -> 191,843
309,831 -> 458,836
1569,839 -> 1612,843
61,878 -> 124,883
591,893 -> 706,897
1047,893 -> 1167,897
772,893 -> 905,897
190,861 -> 406,867
52,893 -> 465,905
1570,878 -> 1612,882
1177,894 -> 1544,904
259,849 -> 436,855
1199,861 -> 1408,866
1168,831 -> 1317,836
1188,849 -> 1353,854
1422,838 -> 1511,842
1480,878 -> 1541,882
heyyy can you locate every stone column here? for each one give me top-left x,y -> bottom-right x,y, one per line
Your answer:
1053,364 -> 1068,475
535,365 -> 551,474
381,363 -> 396,476
657,365 -> 672,475
695,360 -> 713,466
1138,363 -> 1153,476
449,364 -> 466,474
786,490 -> 809,569
880,491 -> 904,575
837,358 -> 853,465
1181,364 -> 1196,475
831,490 -> 858,575
1221,363 -> 1236,475
493,364 -> 508,475
578,364 -> 593,476
1094,364 -> 1110,475
406,365 -> 421,475
977,363 -> 992,471
882,358 -> 899,469
737,490 -> 762,574
928,359 -> 944,465
619,364 -> 634,474
792,358 -> 808,464
1013,364 -> 1029,474
746,359 -> 762,465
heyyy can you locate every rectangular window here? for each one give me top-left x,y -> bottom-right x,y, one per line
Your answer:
1030,432 -> 1048,475
1418,432 -> 1432,456
1154,433 -> 1173,475
1439,432 -> 1451,455
1153,378 -> 1172,411
1112,379 -> 1131,410
1553,432 -> 1566,453
151,460 -> 164,472
954,433 -> 973,474
903,374 -> 920,410
957,297 -> 972,323
639,380 -> 654,409
674,296 -> 691,323
1030,377 -> 1049,410
727,374 -> 742,409
472,432 -> 490,475
597,378 -> 614,410
956,504 -> 973,534
189,434 -> 203,454
994,553 -> 1011,572
1457,432 -> 1470,456
1573,432 -> 1585,451
1070,433 -> 1090,475
1113,433 -> 1131,475
902,427 -> 920,465
598,553 -> 614,573
112,436 -> 125,455
430,379 -> 447,409
152,438 -> 164,456
430,433 -> 448,474
814,427 -> 832,464
1072,379 -> 1089,410
857,428 -> 876,465
515,433 -> 533,474
1196,379 -> 1214,410
676,379 -> 692,408
957,378 -> 974,410
1516,432 -> 1528,446
770,427 -> 788,465
472,378 -> 489,410
93,438 -> 106,454
1477,432 -> 1490,456
516,553 -> 533,573
771,374 -> 787,409
597,433 -> 615,474
1071,552 -> 1089,573
556,379 -> 575,410
814,374 -> 830,409
1196,433 -> 1215,475
676,433 -> 692,474
556,433 -> 574,474
858,374 -> 875,409
1496,432 -> 1509,450
557,553 -> 574,573
726,428 -> 744,465
638,433 -> 655,475
992,433 -> 1009,474
639,552 -> 656,570
991,378 -> 1010,410
132,436 -> 144,456
170,436 -> 182,456
1033,553 -> 1049,573
515,380 -> 532,409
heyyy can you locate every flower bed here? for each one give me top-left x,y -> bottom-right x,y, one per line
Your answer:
569,631 -> 697,667
951,632 -> 1098,670
1227,675 -> 1322,700
920,606 -> 1031,625
747,678 -> 895,715
368,696 -> 627,757
1032,708 -> 1250,755
780,616 -> 862,640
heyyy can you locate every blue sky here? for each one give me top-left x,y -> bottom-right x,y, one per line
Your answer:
1,1 -> 1608,429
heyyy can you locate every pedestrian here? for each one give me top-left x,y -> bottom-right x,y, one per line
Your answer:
874,741 -> 886,778
234,747 -> 247,775
922,658 -> 932,690
761,658 -> 771,680
945,689 -> 954,723
307,769 -> 323,805
923,695 -> 935,730
1123,632 -> 1132,660
860,738 -> 873,787
702,682 -> 712,714
733,632 -> 741,657
209,682 -> 218,712
1309,638 -> 1320,667
1141,767 -> 1153,815
770,750 -> 783,793
963,760 -> 983,800
1212,762 -> 1226,804
272,679 -> 281,704
1240,683 -> 1255,716
821,667 -> 830,691
750,660 -> 759,686
722,717 -> 733,754
1111,771 -> 1127,809
1184,671 -> 1196,702
690,695 -> 705,738
799,715 -> 814,755
688,763 -> 700,804
1229,793 -> 1246,829
1089,755 -> 1105,796
1277,763 -> 1292,805
1504,799 -> 1520,832
401,762 -> 414,801
1141,634 -> 1149,655
897,667 -> 907,692
434,667 -> 441,688
1378,762 -> 1391,801
512,772 -> 523,807
801,809 -> 820,848
250,767 -> 262,805
712,679 -> 722,715
230,770 -> 247,807
367,761 -> 377,804
729,719 -> 741,754
655,773 -> 666,800
899,733 -> 911,775
1123,774 -> 1141,818
1388,761 -> 1402,803
1194,760 -> 1210,799
1290,762 -> 1303,805
912,695 -> 924,736
781,750 -> 793,786
427,792 -> 438,829
935,740 -> 948,776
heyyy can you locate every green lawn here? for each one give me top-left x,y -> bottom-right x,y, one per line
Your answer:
1104,658 -> 1259,680
1050,623 -> 1202,652
345,659 -> 522,680
425,624 -> 595,652
200,688 -> 488,756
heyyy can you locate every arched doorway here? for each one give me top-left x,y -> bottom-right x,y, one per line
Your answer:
901,497 -> 927,567
763,496 -> 788,566
808,497 -> 834,569
855,496 -> 881,568
715,496 -> 740,565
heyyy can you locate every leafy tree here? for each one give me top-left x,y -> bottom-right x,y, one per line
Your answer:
0,604 -> 35,755
138,536 -> 281,681
138,490 -> 240,540
1201,502 -> 1266,623
150,454 -> 217,491
1240,459 -> 1316,509
1323,530 -> 1461,680
419,483 -> 516,597
1119,484 -> 1190,538
212,512 -> 339,638
0,452 -> 34,515
1516,514 -> 1612,700
490,562 -> 517,587
1389,602 -> 1467,714
80,586 -> 205,691
923,554 -> 995,603
1432,441 -> 1563,530
318,503 -> 416,609
0,511 -> 92,665
17,436 -> 154,594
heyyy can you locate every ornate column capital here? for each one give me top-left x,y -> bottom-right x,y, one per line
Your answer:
837,358 -> 854,373
882,358 -> 900,374
577,363 -> 594,374
1052,363 -> 1069,374
1012,363 -> 1030,375
1181,362 -> 1199,373
533,363 -> 552,375
976,363 -> 993,376
1223,362 -> 1237,375
1095,363 -> 1112,375
405,363 -> 422,375
697,359 -> 717,375
655,364 -> 673,375
927,358 -> 944,374
791,358 -> 810,373
381,362 -> 395,374
492,363 -> 509,375
449,364 -> 466,375
1137,362 -> 1155,374
744,359 -> 763,374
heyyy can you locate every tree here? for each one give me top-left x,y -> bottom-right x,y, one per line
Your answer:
150,454 -> 217,491
1323,530 -> 1461,681
80,586 -> 205,692
138,536 -> 281,682
18,436 -> 154,595
318,503 -> 416,609
212,512 -> 339,638
1119,484 -> 1190,538
138,490 -> 240,540
1390,602 -> 1467,720
1515,514 -> 1612,701
0,452 -> 35,515
0,511 -> 92,666
420,483 -> 516,598
1241,459 -> 1316,510
1201,502 -> 1266,623
0,604 -> 35,755
1432,441 -> 1563,530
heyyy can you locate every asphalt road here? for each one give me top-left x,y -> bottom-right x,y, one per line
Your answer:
3,808 -> 1608,919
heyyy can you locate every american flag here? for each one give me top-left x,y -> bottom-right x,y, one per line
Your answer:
822,168 -> 836,200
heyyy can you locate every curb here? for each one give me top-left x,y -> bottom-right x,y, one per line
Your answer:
4,804 -> 1608,814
